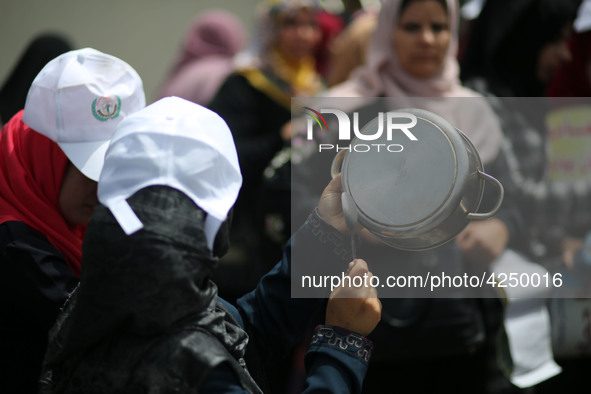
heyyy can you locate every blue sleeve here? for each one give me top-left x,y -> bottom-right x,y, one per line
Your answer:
200,326 -> 373,394
218,297 -> 245,328
303,325 -> 373,394
200,363 -> 248,394
236,209 -> 352,361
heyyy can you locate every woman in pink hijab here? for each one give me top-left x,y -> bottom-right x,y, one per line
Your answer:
316,0 -> 513,264
326,0 -> 502,165
157,10 -> 246,105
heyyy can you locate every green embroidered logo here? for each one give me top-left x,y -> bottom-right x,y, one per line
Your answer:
92,95 -> 121,121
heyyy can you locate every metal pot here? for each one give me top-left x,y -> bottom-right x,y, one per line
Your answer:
330,107 -> 504,251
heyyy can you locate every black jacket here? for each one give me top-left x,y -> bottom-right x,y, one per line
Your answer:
39,187 -> 261,393
0,221 -> 78,394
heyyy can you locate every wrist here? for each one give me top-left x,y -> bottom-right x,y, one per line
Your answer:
311,324 -> 373,363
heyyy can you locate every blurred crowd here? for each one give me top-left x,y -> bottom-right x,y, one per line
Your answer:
2,0 -> 591,393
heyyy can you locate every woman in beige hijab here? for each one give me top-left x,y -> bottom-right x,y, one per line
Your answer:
325,0 -> 502,165
293,1 -> 522,391
315,0 -> 513,264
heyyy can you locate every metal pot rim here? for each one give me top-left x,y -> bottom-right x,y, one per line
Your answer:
333,107 -> 503,251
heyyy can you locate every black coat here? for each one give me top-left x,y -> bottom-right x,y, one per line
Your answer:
40,187 -> 261,393
0,221 -> 78,394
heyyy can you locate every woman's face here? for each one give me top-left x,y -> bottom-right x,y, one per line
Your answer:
392,0 -> 451,79
537,25 -> 573,83
275,8 -> 320,61
59,162 -> 98,227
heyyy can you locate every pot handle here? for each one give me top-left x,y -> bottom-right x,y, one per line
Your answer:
330,149 -> 348,179
466,171 -> 504,220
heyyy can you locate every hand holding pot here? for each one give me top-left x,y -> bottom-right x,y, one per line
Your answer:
317,174 -> 348,233
455,218 -> 509,266
280,120 -> 292,142
318,175 -> 378,242
329,108 -> 504,251
325,259 -> 382,337
561,236 -> 584,270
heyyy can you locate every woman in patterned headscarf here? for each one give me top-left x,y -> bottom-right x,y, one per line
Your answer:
208,0 -> 324,299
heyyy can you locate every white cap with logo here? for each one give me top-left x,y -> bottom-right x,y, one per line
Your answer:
98,96 -> 243,250
23,47 -> 146,181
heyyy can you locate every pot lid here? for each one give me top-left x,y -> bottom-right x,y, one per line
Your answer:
343,108 -> 469,228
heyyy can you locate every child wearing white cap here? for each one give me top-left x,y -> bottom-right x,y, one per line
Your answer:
39,97 -> 380,393
0,47 -> 145,393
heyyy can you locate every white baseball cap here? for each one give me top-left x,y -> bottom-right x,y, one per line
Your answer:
98,96 -> 243,250
23,47 -> 146,181
575,0 -> 591,32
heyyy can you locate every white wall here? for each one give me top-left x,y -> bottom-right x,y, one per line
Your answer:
0,0 -> 261,103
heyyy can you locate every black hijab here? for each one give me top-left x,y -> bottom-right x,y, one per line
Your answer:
40,186 -> 261,393
460,0 -> 580,96
0,33 -> 72,124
